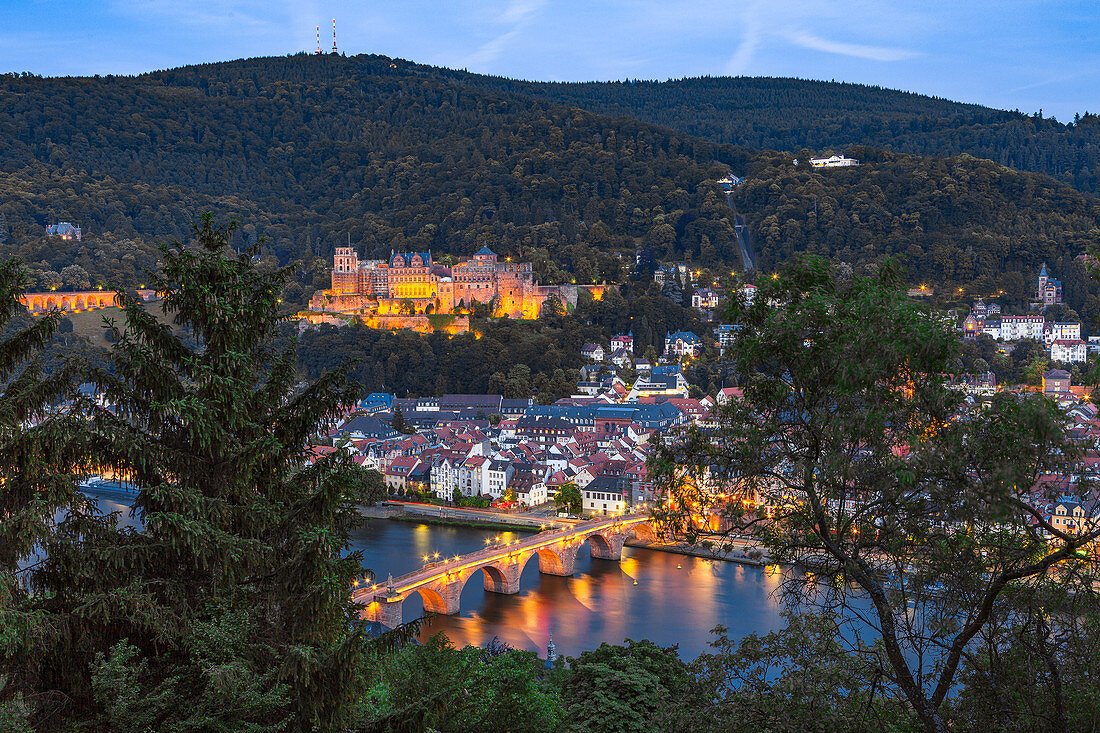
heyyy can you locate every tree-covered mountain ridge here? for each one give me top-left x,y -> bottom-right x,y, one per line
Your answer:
0,53 -> 1096,313
0,53 -> 749,293
416,63 -> 1100,195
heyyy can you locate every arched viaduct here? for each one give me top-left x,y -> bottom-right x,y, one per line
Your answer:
353,515 -> 659,628
20,290 -> 120,314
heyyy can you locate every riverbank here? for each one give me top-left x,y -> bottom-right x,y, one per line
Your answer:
625,538 -> 768,566
359,502 -> 559,533
387,513 -> 542,534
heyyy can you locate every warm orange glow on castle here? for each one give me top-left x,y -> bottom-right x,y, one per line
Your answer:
309,245 -> 608,327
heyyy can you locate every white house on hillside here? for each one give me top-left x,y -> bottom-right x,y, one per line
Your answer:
810,154 -> 859,168
1051,339 -> 1087,364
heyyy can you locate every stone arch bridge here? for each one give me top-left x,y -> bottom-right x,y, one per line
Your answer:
20,290 -> 120,314
353,514 -> 659,628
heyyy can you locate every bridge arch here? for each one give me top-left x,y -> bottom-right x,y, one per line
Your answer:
627,522 -> 658,543
583,532 -> 613,558
519,546 -> 571,576
412,586 -> 450,616
46,296 -> 59,310
477,563 -> 511,594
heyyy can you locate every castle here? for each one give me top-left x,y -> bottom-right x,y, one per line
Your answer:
310,245 -> 605,322
1036,263 -> 1062,305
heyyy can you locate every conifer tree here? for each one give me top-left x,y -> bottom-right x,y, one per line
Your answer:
24,217 -> 370,729
0,257 -> 86,728
391,405 -> 408,434
0,257 -> 80,571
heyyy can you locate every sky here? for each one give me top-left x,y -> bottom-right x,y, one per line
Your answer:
1,0 -> 1097,121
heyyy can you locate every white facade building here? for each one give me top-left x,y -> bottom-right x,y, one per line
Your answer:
1051,339 -> 1087,364
610,334 -> 634,354
457,456 -> 489,497
1044,322 -> 1082,347
484,460 -> 514,499
430,457 -> 460,501
810,154 -> 859,168
999,315 -> 1045,341
581,477 -> 628,516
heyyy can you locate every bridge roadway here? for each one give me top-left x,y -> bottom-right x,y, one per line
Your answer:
353,513 -> 658,627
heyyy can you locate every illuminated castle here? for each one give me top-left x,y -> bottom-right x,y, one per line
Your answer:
315,245 -> 568,319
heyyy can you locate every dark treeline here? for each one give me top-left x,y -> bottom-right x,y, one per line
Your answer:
432,70 -> 1100,194
4,54 -> 1099,308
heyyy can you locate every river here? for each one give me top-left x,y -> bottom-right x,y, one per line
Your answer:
85,490 -> 786,660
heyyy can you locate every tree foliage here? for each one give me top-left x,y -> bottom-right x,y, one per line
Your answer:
554,483 -> 582,515
651,255 -> 1100,732
447,72 -> 1100,195
12,217 -> 372,729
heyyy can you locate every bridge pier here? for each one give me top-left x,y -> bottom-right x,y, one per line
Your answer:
537,543 -> 578,576
589,533 -> 627,561
361,596 -> 403,628
483,560 -> 522,594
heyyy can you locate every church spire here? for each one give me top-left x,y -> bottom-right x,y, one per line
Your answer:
544,632 -> 557,669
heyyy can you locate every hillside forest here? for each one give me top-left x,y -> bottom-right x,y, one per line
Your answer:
1,54 -> 1099,390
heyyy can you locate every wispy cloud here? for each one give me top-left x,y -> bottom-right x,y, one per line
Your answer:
467,0 -> 545,69
782,27 -> 916,62
724,0 -> 764,75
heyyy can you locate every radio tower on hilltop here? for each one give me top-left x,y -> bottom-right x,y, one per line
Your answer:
332,19 -> 338,54
315,25 -> 321,54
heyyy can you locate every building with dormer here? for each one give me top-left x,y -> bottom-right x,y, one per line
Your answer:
610,333 -> 634,354
45,222 -> 81,241
664,331 -> 703,358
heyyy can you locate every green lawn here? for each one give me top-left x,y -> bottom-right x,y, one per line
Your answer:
60,301 -> 175,348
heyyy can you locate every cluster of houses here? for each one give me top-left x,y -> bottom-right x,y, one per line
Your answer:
960,263 -> 1089,365
579,332 -> 702,401
312,382 -> 731,516
1030,369 -> 1100,539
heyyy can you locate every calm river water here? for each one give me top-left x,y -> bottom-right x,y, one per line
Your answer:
86,490 -> 786,659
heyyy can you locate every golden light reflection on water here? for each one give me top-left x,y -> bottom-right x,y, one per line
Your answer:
419,540 -> 788,660
344,520 -> 788,659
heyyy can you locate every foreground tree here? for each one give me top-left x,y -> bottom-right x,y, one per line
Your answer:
652,256 -> 1100,732
0,257 -> 79,571
0,258 -> 85,727
360,633 -> 563,732
694,614 -> 915,732
20,217 -> 371,729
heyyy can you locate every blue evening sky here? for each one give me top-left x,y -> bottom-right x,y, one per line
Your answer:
1,0 -> 1096,121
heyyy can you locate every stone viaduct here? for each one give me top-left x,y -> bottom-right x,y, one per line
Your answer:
20,290 -> 120,314
353,514 -> 658,628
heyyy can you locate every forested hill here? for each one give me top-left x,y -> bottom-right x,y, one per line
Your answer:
737,145 -> 1100,318
0,53 -> 749,293
0,53 -> 1098,308
422,69 -> 1100,195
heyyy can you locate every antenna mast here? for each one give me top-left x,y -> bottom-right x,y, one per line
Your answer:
315,25 -> 320,54
332,19 -> 338,54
